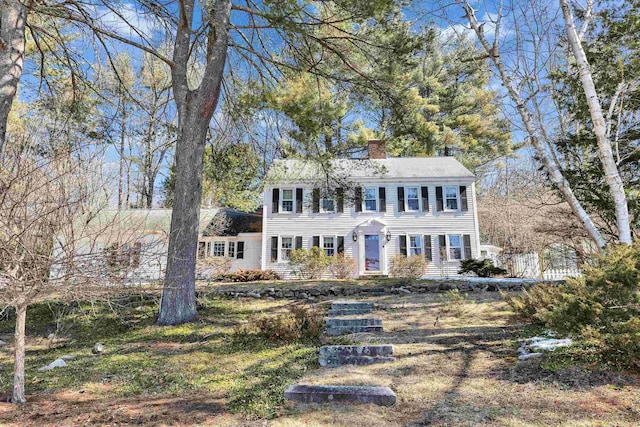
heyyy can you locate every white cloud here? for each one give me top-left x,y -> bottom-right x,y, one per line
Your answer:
92,3 -> 158,40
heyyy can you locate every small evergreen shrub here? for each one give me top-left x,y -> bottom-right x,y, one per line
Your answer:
329,254 -> 357,279
254,304 -> 324,343
217,269 -> 281,282
289,247 -> 330,279
458,258 -> 507,277
504,242 -> 640,369
436,289 -> 472,319
389,255 -> 429,278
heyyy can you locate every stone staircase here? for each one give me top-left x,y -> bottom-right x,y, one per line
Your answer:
284,300 -> 397,407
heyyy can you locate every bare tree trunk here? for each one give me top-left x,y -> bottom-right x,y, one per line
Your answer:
117,100 -> 126,209
12,303 -> 26,404
157,0 -> 231,325
0,1 -> 27,160
461,1 -> 607,248
559,0 -> 632,244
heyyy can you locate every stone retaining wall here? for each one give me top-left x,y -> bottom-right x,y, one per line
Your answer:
206,279 -> 562,300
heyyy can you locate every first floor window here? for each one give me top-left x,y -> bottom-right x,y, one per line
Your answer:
448,235 -> 462,260
228,241 -> 236,258
445,186 -> 458,210
213,241 -> 225,257
323,236 -> 335,256
406,187 -> 419,211
364,187 -> 377,211
281,237 -> 293,260
282,189 -> 294,212
409,235 -> 422,256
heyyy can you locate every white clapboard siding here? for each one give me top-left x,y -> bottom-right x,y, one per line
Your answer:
263,180 -> 480,278
198,233 -> 262,272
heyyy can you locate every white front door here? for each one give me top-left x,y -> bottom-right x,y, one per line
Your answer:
364,234 -> 380,272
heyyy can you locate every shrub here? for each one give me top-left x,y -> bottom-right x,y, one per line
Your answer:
436,289 -> 472,321
389,255 -> 428,278
254,304 -> 324,344
329,254 -> 357,279
217,269 -> 281,282
503,242 -> 640,369
458,258 -> 507,277
289,247 -> 330,279
197,256 -> 234,278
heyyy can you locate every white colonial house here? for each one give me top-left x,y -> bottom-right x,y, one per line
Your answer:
260,140 -> 481,278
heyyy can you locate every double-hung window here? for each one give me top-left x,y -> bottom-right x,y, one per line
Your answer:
228,241 -> 235,258
281,237 -> 293,260
364,187 -> 377,211
321,196 -> 335,213
445,186 -> 459,210
323,237 -> 335,256
448,235 -> 462,260
406,187 -> 419,211
409,235 -> 422,256
213,241 -> 225,257
281,189 -> 294,212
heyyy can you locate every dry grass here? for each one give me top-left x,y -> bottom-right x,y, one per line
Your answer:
0,291 -> 638,426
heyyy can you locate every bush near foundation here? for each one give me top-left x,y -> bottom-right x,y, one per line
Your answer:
329,254 -> 357,279
254,304 -> 324,343
289,247 -> 330,279
389,255 -> 429,278
504,242 -> 640,369
458,258 -> 507,277
217,269 -> 281,282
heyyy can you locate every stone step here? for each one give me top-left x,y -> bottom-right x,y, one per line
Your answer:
284,385 -> 396,406
330,301 -> 374,311
325,318 -> 381,328
325,325 -> 383,335
327,308 -> 373,316
319,345 -> 394,358
319,355 -> 397,367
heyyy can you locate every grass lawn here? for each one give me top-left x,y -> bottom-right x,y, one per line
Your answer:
0,289 -> 638,426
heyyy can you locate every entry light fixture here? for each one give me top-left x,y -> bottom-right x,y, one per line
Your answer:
385,230 -> 392,242
352,231 -> 358,242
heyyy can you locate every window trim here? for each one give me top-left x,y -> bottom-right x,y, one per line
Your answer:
447,234 -> 463,260
228,241 -> 236,258
280,236 -> 294,262
363,186 -> 378,212
409,234 -> 422,256
280,188 -> 295,213
320,196 -> 335,213
213,241 -> 226,257
405,187 -> 420,212
323,236 -> 336,257
444,186 -> 460,211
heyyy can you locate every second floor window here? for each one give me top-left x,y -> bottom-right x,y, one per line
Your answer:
321,197 -> 335,213
281,237 -> 293,260
445,186 -> 459,210
406,187 -> 419,211
364,187 -> 377,211
281,189 -> 294,212
323,236 -> 335,256
409,235 -> 422,256
213,241 -> 225,257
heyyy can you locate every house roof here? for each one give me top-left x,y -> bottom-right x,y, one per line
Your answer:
76,208 -> 261,241
265,157 -> 474,183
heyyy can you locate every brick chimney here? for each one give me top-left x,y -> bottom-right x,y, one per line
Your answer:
368,139 -> 386,159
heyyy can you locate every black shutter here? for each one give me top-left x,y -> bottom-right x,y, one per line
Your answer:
463,234 -> 472,259
436,186 -> 444,212
399,235 -> 407,256
397,186 -> 405,212
336,188 -> 344,213
423,235 -> 432,261
312,188 -> 320,213
354,187 -> 362,212
270,236 -> 278,262
295,236 -> 302,250
438,234 -> 446,259
296,188 -> 303,213
237,241 -> 245,259
272,188 -> 279,213
460,186 -> 468,211
312,236 -> 320,248
379,187 -> 386,212
421,186 -> 429,212
337,236 -> 344,254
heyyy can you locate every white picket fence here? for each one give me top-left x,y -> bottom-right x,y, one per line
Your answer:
543,269 -> 582,280
499,252 -> 582,280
